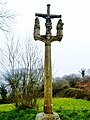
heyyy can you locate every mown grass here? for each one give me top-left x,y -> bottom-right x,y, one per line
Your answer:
0,98 -> 90,120
0,103 -> 16,112
38,98 -> 90,111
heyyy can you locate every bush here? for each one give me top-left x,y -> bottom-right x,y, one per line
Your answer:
0,84 -> 7,103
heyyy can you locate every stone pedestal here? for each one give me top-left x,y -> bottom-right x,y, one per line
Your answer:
35,112 -> 60,120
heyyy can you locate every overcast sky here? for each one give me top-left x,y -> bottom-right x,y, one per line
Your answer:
1,0 -> 90,77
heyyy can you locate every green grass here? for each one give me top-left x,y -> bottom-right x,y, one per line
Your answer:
53,98 -> 90,110
0,103 -> 16,111
38,98 -> 90,111
0,98 -> 90,120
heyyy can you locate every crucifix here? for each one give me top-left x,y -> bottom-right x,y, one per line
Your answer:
34,4 -> 64,114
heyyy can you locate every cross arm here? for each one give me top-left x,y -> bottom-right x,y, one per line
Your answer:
35,13 -> 47,19
50,14 -> 61,19
35,13 -> 61,19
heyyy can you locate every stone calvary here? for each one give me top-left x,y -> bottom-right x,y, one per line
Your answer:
33,4 -> 64,120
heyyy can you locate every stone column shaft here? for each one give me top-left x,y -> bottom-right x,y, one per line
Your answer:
44,44 -> 52,114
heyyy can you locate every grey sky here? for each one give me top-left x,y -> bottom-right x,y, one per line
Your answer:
1,0 -> 90,77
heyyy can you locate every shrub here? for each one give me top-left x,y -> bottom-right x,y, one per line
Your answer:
0,84 -> 7,103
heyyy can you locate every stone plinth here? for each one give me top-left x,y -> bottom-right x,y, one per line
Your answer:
35,112 -> 60,120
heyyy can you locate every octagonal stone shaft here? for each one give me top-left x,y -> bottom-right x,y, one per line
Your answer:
44,44 -> 52,114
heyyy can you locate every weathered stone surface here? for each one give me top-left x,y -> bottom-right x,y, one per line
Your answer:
34,5 -> 63,119
35,112 -> 60,120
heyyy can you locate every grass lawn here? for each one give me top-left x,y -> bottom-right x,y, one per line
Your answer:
0,98 -> 90,120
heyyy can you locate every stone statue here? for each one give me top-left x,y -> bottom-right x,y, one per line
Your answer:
34,17 -> 40,36
45,17 -> 52,36
56,18 -> 64,36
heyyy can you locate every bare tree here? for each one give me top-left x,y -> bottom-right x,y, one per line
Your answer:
0,36 -> 21,105
0,1 -> 15,33
0,1 -> 16,72
0,36 -> 43,108
18,39 -> 43,108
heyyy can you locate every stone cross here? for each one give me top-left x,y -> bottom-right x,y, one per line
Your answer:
34,4 -> 64,114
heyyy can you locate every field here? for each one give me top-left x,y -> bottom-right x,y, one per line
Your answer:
0,98 -> 90,120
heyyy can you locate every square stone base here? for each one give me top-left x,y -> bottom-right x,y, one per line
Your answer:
35,112 -> 60,120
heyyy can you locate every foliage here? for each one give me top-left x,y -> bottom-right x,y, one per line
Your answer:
62,74 -> 80,87
0,84 -> 7,103
0,108 -> 38,120
75,76 -> 90,100
3,67 -> 43,108
52,74 -> 90,100
52,78 -> 69,97
1,38 -> 43,108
